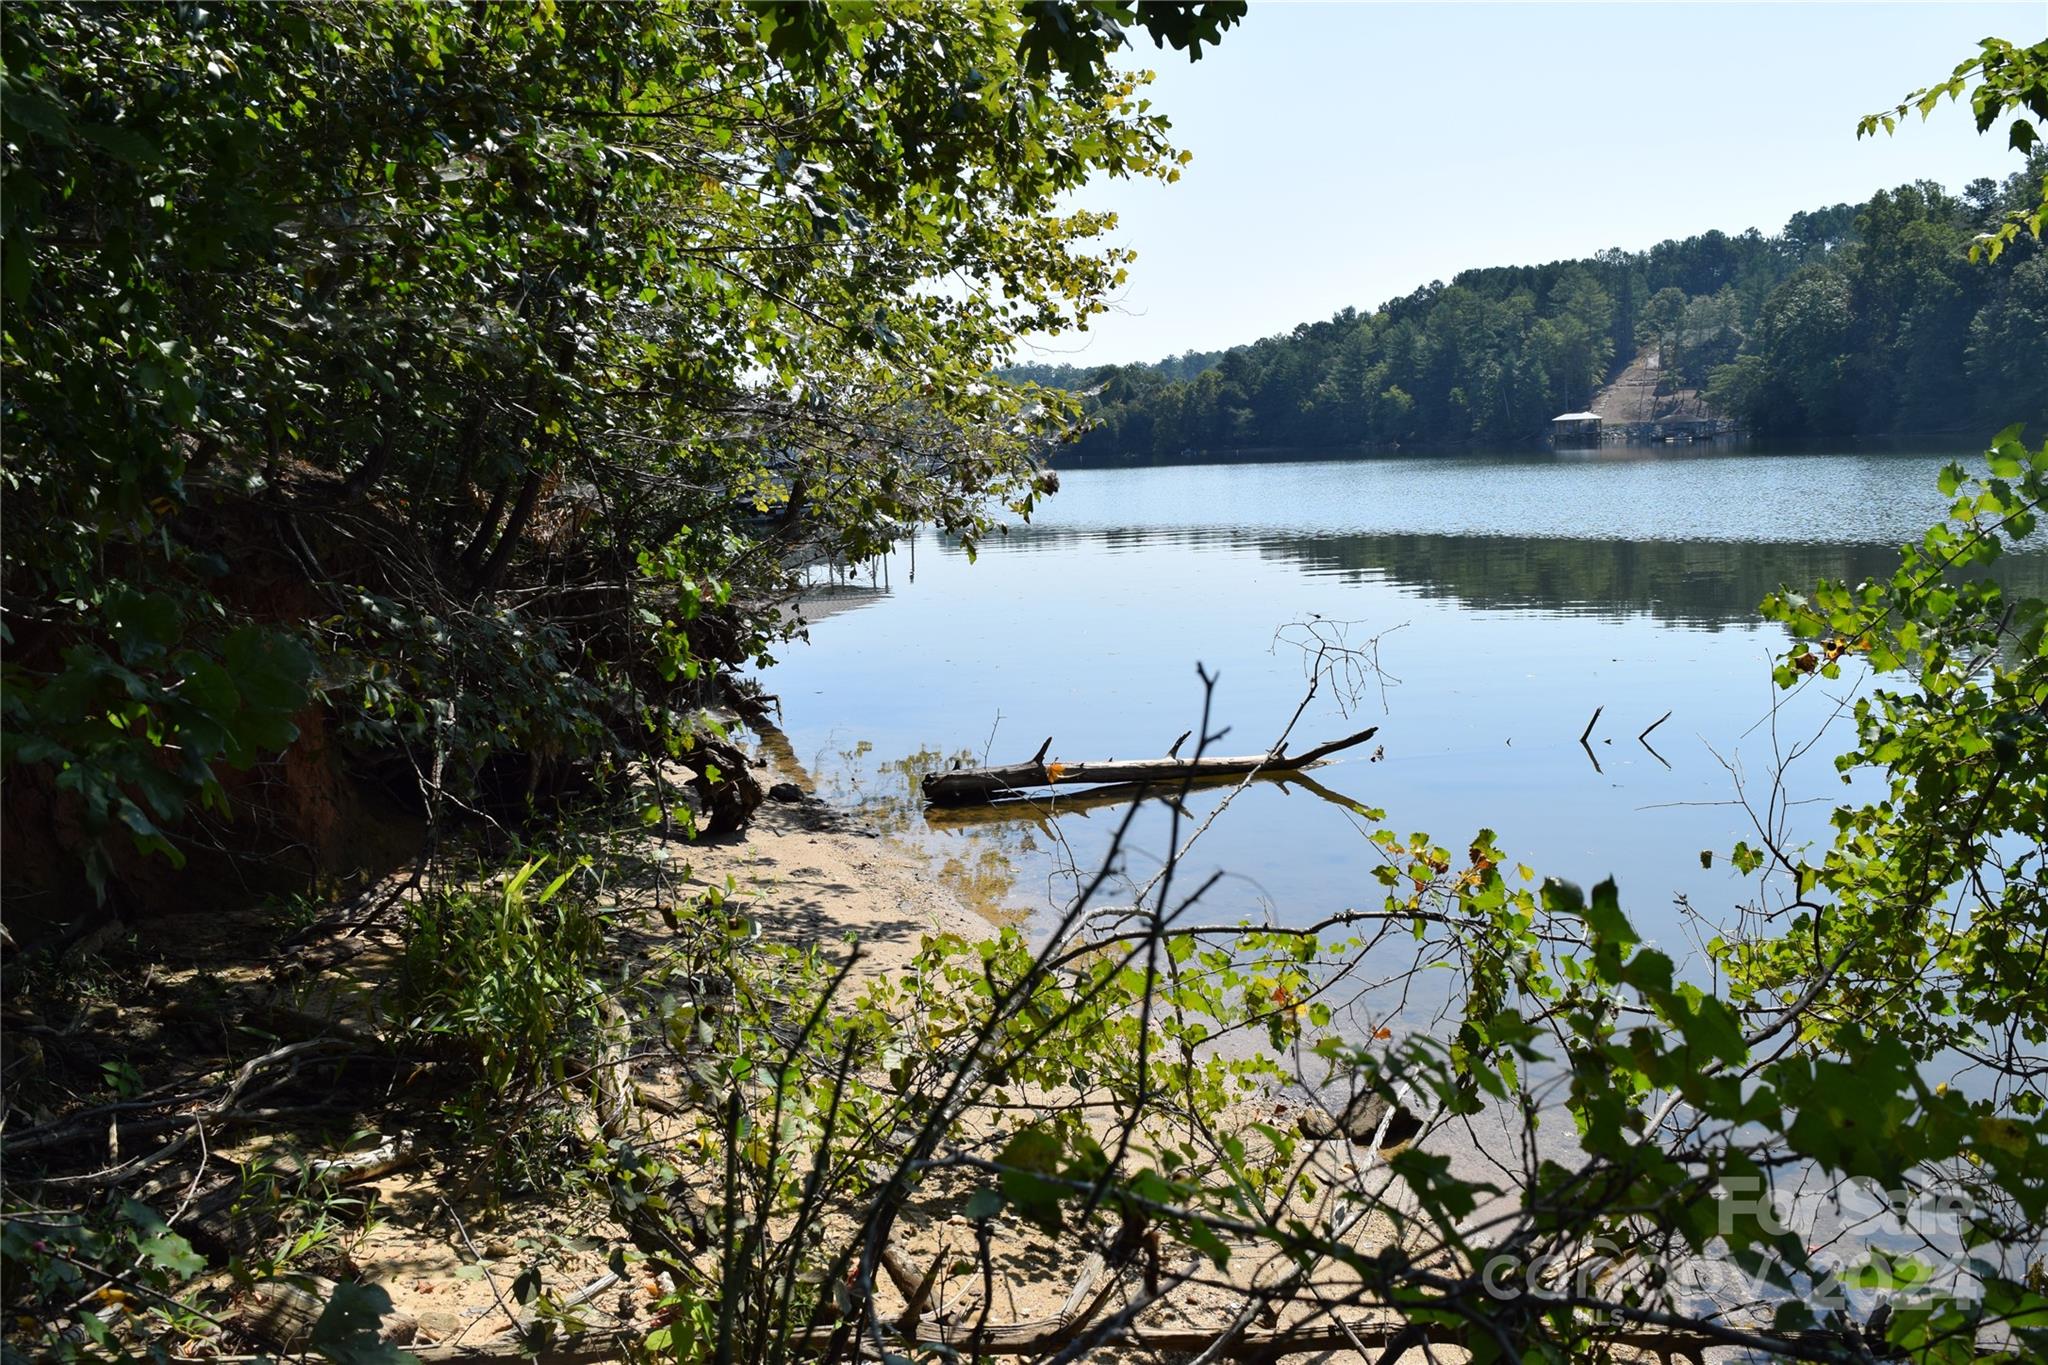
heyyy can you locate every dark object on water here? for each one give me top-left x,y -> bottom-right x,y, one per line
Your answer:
922,725 -> 1379,806
1297,1087 -> 1425,1154
768,781 -> 806,803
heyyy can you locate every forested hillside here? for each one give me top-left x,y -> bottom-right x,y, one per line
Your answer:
1043,159 -> 2048,461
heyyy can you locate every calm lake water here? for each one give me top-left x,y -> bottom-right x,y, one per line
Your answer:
761,446 -> 2029,980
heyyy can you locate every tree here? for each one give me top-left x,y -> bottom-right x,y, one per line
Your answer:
1968,255 -> 2048,430
1859,36 -> 2048,262
1638,285 -> 1690,364
1755,265 -> 1855,431
0,0 -> 1245,906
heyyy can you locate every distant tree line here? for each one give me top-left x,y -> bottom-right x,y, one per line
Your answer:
1001,347 -> 1224,390
1030,159 -> 2048,462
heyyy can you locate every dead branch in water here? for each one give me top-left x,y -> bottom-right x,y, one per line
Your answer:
920,726 -> 1378,806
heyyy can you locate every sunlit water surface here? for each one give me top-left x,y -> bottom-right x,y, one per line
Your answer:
756,445 -> 2037,1304
760,447 -> 2032,1005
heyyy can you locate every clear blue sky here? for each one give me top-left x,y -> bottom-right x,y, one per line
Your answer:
1025,1 -> 2047,367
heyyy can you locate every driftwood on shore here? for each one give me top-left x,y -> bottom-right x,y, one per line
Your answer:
920,726 -> 1379,807
232,1275 -> 419,1353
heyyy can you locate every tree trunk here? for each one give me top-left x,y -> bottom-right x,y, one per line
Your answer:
460,475 -> 513,577
474,469 -> 542,589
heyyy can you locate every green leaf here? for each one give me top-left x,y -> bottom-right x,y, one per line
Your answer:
222,626 -> 314,713
1179,1217 -> 1232,1268
994,1126 -> 1069,1232
177,654 -> 240,722
2,88 -> 75,142
2,235 -> 28,303
1581,878 -> 1637,951
1685,994 -> 1748,1065
136,1228 -> 204,1277
78,122 -> 159,165
1539,878 -> 1583,918
109,590 -> 182,659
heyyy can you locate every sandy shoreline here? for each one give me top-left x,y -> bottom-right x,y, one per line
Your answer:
172,726 -> 1469,1358
715,722 -> 997,977
259,734 -> 1003,1349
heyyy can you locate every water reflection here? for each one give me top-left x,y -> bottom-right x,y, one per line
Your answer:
810,522 -> 2048,640
981,525 -> 2048,629
764,451 -> 2040,945
807,739 -> 1039,926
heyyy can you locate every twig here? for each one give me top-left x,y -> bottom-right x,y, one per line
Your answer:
1639,709 -> 1672,742
1580,706 -> 1604,745
38,1039 -> 350,1186
42,1243 -> 234,1333
167,1116 -> 209,1227
5,1037 -> 352,1157
493,1271 -> 623,1342
440,1196 -> 525,1346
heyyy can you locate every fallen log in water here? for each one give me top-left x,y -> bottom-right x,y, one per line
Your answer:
924,768 -> 1377,829
920,726 -> 1378,807
924,769 -> 1257,827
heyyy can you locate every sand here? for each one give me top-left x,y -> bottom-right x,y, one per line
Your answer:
28,726 -> 1471,1361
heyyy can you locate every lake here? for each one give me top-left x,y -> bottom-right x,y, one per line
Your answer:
761,445 -> 2027,986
